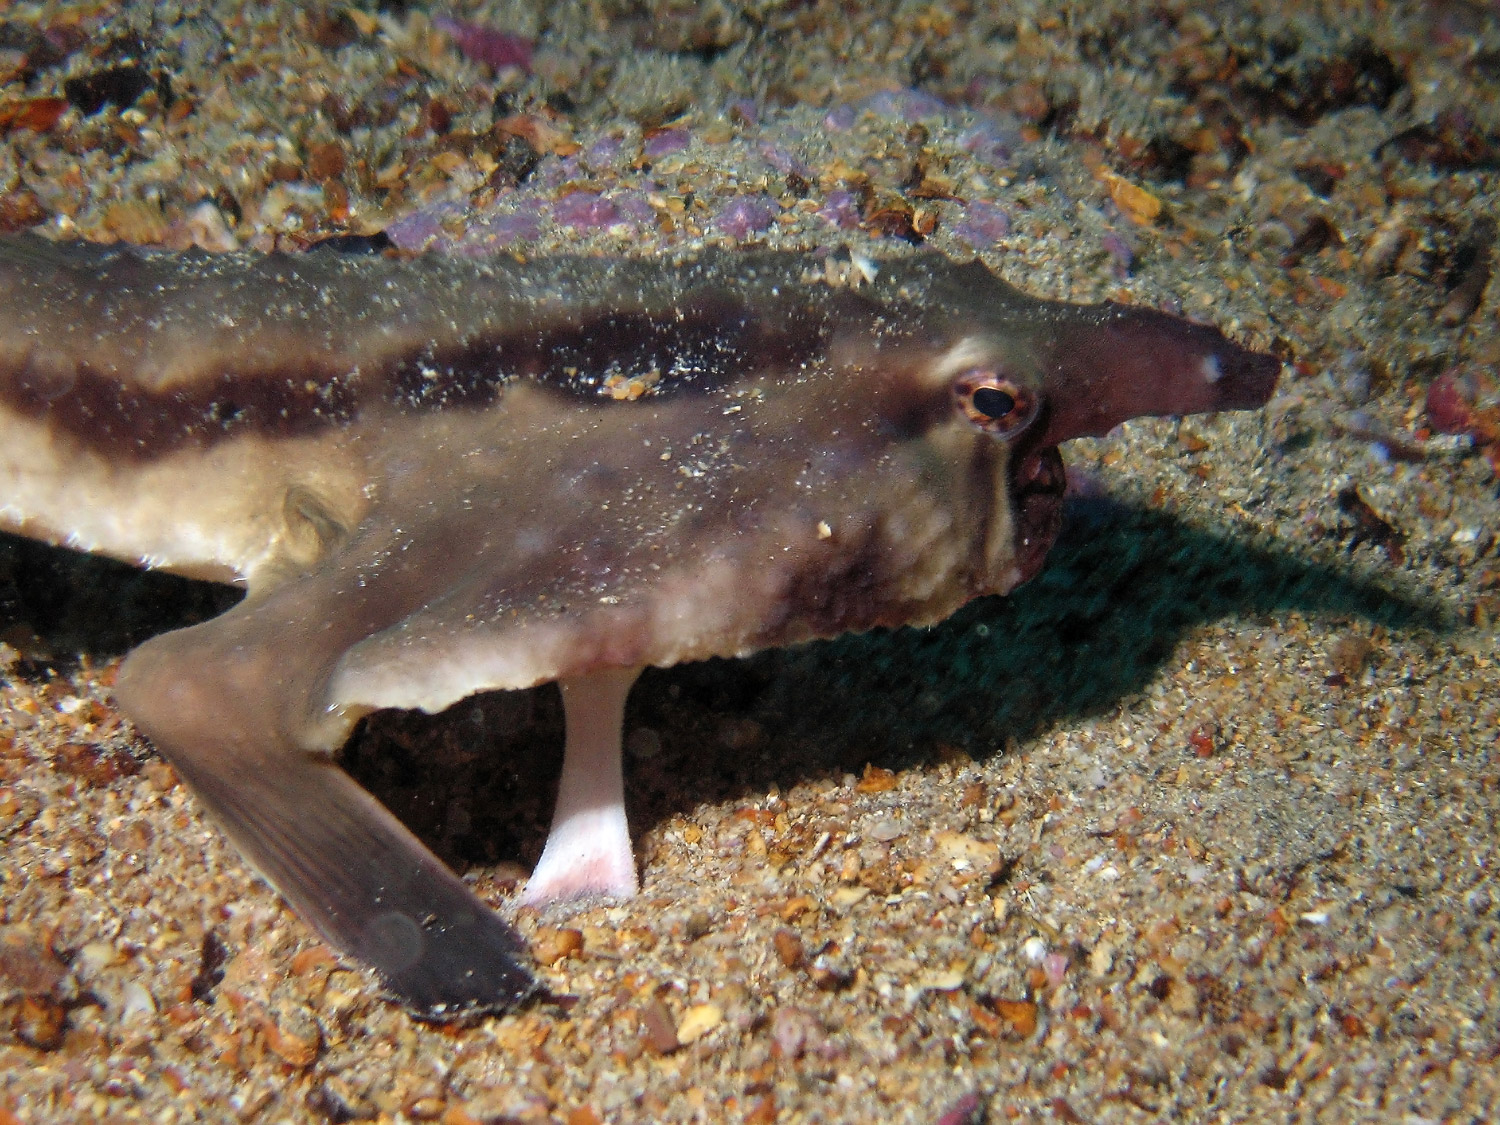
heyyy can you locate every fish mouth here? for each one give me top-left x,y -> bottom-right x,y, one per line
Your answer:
1009,444 -> 1066,586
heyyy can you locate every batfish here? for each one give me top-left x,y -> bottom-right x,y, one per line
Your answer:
0,236 -> 1278,1017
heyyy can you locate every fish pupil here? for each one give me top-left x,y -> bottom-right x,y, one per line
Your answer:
972,386 -> 1016,420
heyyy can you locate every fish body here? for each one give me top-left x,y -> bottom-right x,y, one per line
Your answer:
0,236 -> 1278,1016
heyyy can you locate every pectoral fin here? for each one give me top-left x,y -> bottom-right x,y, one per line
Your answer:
118,621 -> 536,1019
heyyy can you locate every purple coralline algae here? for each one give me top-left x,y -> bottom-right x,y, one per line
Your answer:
823,104 -> 856,132
384,202 -> 465,251
552,191 -> 620,230
1101,229 -> 1136,278
758,142 -> 813,180
951,201 -> 1011,249
432,16 -> 533,73
858,88 -> 949,123
551,190 -> 654,233
583,133 -> 626,171
383,197 -> 544,255
466,210 -> 543,248
714,194 -> 779,239
643,128 -> 691,159
818,190 -> 861,230
959,121 -> 1021,169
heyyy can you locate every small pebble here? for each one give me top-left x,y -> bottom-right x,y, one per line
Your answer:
675,1003 -> 722,1044
531,926 -> 584,965
773,929 -> 805,969
120,980 -> 157,1020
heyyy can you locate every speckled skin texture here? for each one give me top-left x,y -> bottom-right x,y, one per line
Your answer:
0,237 -> 1272,1013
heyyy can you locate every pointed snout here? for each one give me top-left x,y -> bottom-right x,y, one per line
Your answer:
1034,302 -> 1280,448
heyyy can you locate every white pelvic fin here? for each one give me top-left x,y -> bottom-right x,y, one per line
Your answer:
521,667 -> 642,904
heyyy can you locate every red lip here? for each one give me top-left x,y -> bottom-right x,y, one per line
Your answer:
1009,444 -> 1067,587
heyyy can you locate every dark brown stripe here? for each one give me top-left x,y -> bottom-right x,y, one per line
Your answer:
4,352 -> 361,455
1,295 -> 833,460
387,295 -> 827,412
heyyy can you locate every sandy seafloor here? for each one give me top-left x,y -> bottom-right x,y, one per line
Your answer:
2,0 -> 1500,1121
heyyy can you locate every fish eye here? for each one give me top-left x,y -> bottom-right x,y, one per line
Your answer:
954,368 -> 1038,437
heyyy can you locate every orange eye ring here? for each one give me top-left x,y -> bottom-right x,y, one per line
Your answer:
953,368 -> 1039,437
